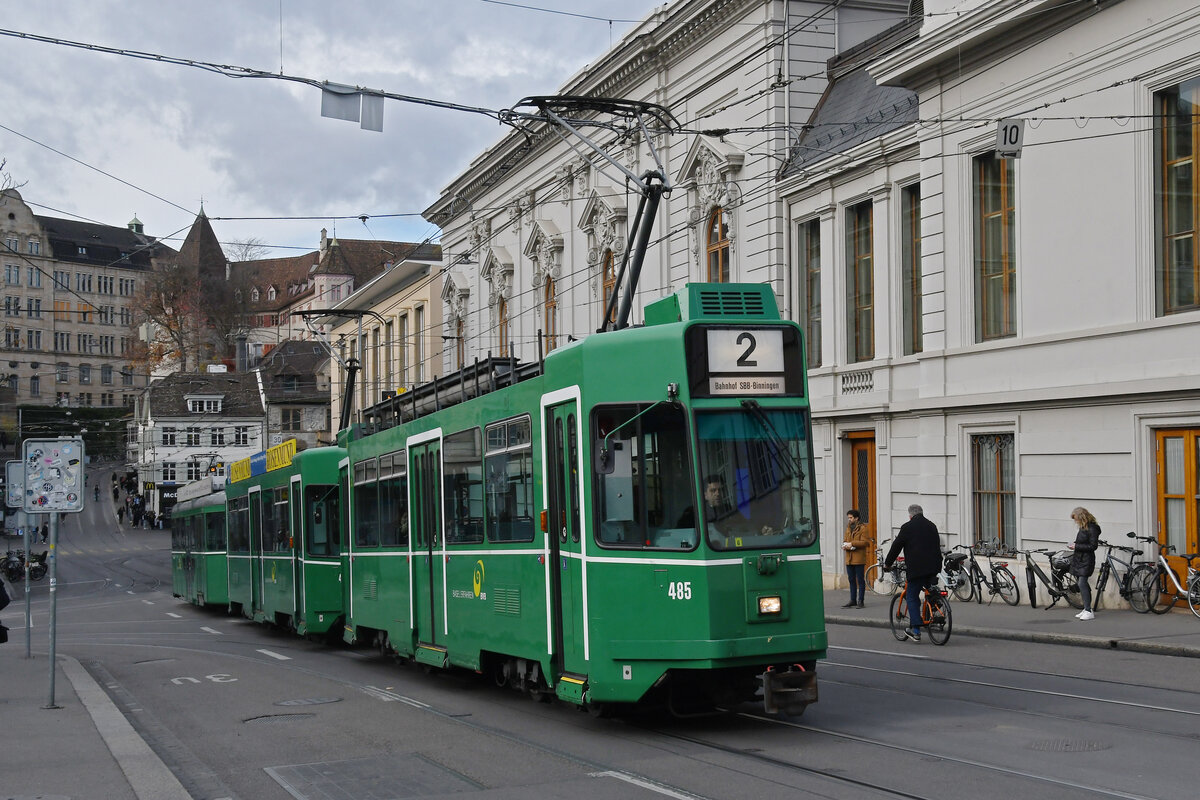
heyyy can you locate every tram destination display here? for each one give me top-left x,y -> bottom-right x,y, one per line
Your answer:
686,325 -> 804,398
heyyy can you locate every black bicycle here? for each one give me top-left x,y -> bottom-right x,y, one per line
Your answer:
1093,532 -> 1156,613
1017,548 -> 1083,610
944,544 -> 1020,605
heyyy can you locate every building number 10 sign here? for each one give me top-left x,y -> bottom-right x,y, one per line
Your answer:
22,438 -> 86,513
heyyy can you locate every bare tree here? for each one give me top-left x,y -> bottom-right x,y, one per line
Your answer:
224,237 -> 270,263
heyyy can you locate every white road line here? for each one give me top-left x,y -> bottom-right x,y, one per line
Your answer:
141,599 -> 155,605
828,645 -> 929,660
590,772 -> 706,800
257,648 -> 291,661
361,685 -> 429,708
126,590 -> 135,595
166,613 -> 182,618
200,626 -> 223,635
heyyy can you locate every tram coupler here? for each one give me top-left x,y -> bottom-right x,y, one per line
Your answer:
762,665 -> 817,715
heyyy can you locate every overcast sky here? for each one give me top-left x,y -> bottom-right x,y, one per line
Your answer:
0,0 -> 658,259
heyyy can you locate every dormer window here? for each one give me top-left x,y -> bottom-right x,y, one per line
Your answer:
267,286 -> 276,301
251,288 -> 260,302
185,394 -> 224,413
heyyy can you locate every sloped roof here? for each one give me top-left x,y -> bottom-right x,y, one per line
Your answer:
231,239 -> 441,313
147,371 -> 264,418
173,211 -> 226,281
35,215 -> 174,270
258,339 -> 331,404
781,18 -> 920,177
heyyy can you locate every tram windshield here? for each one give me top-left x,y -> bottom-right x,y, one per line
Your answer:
694,407 -> 817,551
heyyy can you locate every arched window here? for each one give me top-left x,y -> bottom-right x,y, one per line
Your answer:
706,207 -> 730,282
601,249 -> 617,326
455,317 -> 465,370
250,287 -> 260,302
497,298 -> 509,357
544,278 -> 557,353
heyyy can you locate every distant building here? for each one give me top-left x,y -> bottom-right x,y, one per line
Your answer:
256,338 -> 333,449
127,370 -> 266,518
324,252 -> 443,437
0,189 -> 166,409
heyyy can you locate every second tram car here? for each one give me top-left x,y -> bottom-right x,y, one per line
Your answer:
225,442 -> 345,637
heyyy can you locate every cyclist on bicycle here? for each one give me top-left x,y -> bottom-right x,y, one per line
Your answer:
883,503 -> 943,642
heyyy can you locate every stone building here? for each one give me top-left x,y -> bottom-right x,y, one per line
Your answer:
0,189 -> 162,408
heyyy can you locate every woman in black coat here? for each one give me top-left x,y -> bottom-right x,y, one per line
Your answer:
1069,507 -> 1101,620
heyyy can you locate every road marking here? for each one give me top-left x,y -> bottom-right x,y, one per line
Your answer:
362,685 -> 429,708
142,599 -> 155,605
257,648 -> 291,661
828,645 -> 929,660
201,626 -> 223,635
590,772 -> 704,799
166,613 -> 182,618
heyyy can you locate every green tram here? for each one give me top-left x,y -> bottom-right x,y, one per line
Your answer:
225,442 -> 345,637
170,477 -> 229,608
343,283 -> 825,714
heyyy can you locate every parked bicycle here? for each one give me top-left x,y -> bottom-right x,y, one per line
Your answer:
943,544 -> 1019,605
1017,548 -> 1083,610
1140,542 -> 1200,618
1092,532 -> 1157,613
865,538 -> 904,596
889,579 -> 952,645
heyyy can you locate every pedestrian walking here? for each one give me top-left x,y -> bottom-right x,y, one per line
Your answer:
39,523 -> 48,544
883,504 -> 943,642
117,505 -> 125,523
1068,507 -> 1101,621
840,509 -> 869,608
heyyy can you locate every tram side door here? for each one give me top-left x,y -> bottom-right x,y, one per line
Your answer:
291,475 -> 304,621
249,486 -> 263,616
546,400 -> 586,681
410,440 -> 444,652
183,517 -> 195,600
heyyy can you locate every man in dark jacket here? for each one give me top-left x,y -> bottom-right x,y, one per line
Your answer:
883,504 -> 943,641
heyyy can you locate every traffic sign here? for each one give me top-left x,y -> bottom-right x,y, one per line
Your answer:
996,118 -> 1025,159
22,438 -> 85,513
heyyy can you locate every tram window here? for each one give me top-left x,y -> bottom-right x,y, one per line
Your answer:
592,404 -> 697,551
379,450 -> 408,547
228,496 -> 249,553
694,409 -> 818,551
305,485 -> 340,556
353,458 -> 380,548
205,510 -> 226,550
274,487 -> 290,551
444,429 -> 483,544
484,417 -> 534,542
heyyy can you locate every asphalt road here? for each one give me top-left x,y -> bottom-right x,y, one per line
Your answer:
20,471 -> 1200,800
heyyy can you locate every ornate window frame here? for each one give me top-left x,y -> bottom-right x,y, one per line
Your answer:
579,190 -> 628,302
677,139 -> 745,275
524,219 -> 564,289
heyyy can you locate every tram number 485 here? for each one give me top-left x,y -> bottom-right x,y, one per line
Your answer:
667,581 -> 693,600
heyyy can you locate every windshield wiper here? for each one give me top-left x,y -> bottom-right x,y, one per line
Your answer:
740,399 -> 803,480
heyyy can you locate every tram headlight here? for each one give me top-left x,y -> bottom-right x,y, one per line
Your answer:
758,595 -> 782,615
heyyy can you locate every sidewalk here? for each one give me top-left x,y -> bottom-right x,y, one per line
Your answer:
824,588 -> 1200,658
0,638 -> 190,800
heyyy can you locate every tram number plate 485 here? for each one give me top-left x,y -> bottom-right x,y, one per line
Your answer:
667,581 -> 693,600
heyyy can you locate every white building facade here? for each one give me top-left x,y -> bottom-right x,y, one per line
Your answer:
424,0 -> 910,372
781,0 -> 1200,593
